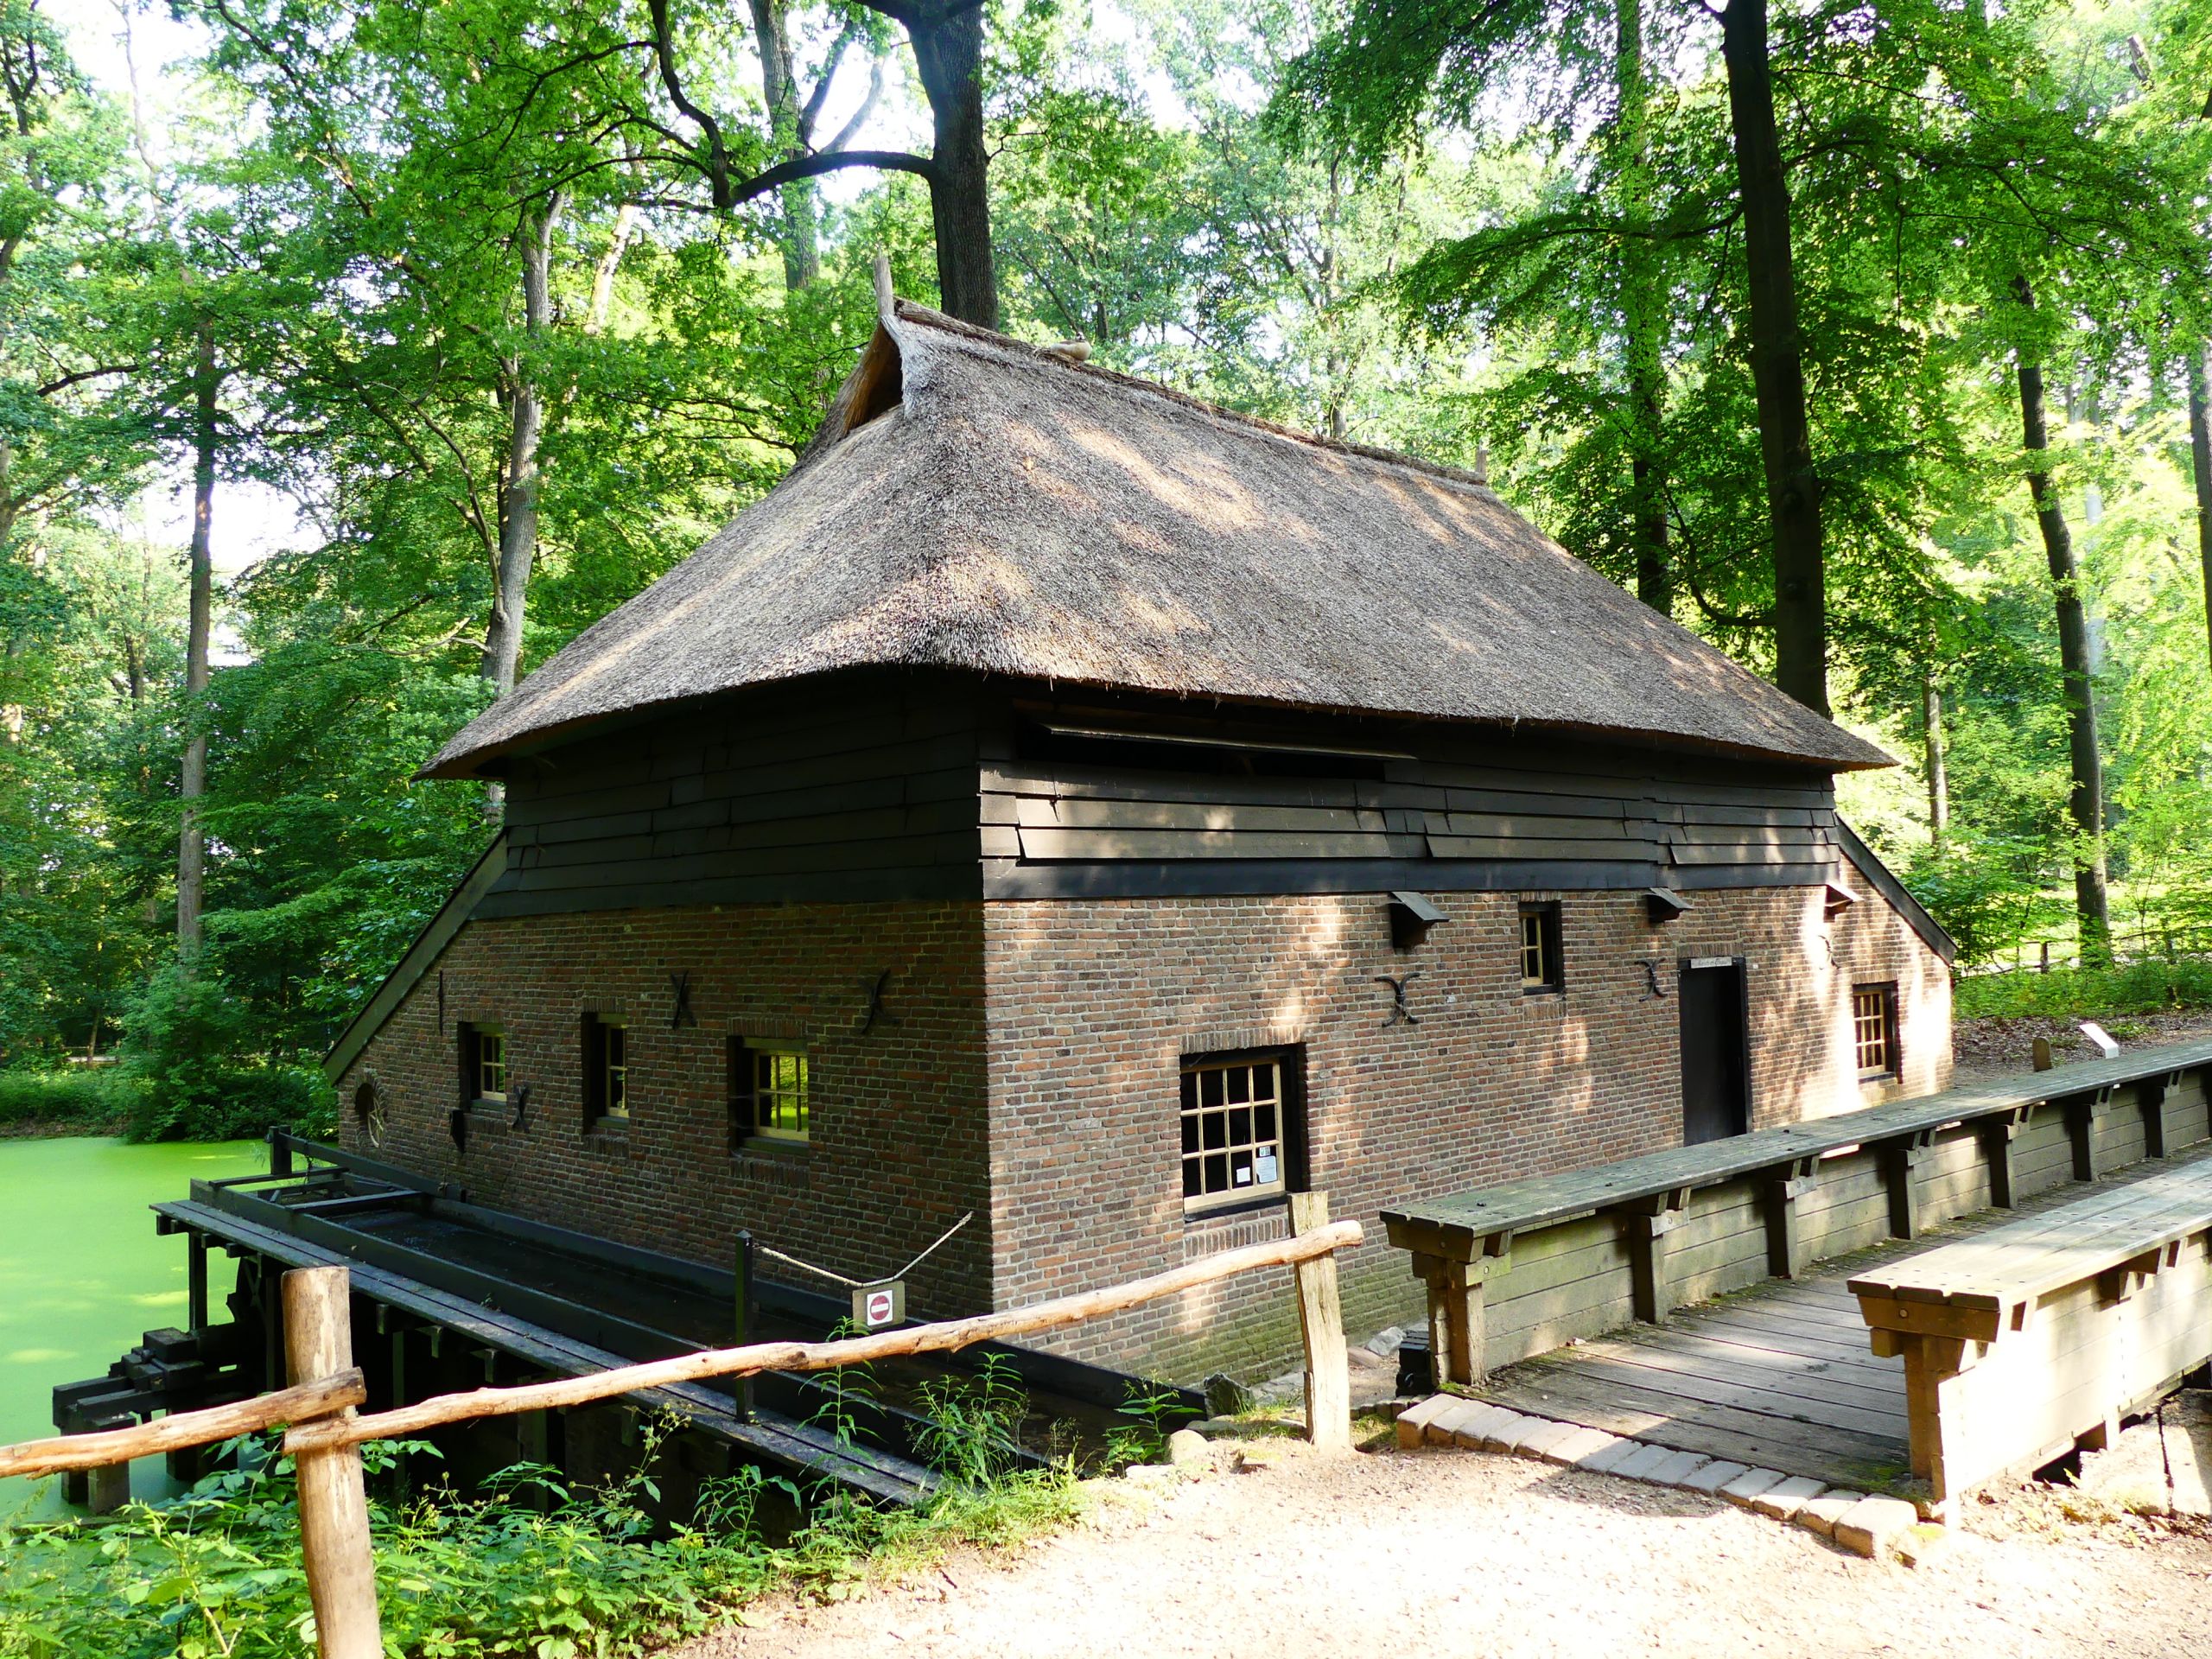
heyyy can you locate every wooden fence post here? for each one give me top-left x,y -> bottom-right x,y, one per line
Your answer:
282,1267 -> 384,1659
1287,1192 -> 1352,1452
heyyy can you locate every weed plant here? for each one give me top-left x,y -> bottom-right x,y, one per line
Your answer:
0,1372 -> 1084,1657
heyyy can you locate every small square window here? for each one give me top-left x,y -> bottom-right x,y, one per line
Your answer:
731,1040 -> 809,1146
1179,1049 -> 1300,1213
1519,902 -> 1563,993
1853,983 -> 1899,1079
461,1023 -> 505,1104
583,1015 -> 628,1125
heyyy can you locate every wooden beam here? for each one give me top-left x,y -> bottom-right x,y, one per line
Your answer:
0,1370 -> 366,1479
285,1220 -> 1363,1456
1288,1193 -> 1352,1453
2142,1073 -> 2185,1160
1763,1158 -> 1818,1278
283,1268 -> 384,1659
2065,1090 -> 2109,1183
1623,1189 -> 1692,1325
1881,1132 -> 1935,1240
188,1233 -> 209,1332
1980,1108 -> 2031,1209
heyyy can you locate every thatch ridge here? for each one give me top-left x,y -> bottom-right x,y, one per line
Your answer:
424,301 -> 1891,779
874,301 -> 1497,493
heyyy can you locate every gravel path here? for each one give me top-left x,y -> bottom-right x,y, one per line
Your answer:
670,1438 -> 2212,1659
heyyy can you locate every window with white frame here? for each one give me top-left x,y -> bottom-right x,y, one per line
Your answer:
1853,983 -> 1899,1079
461,1024 -> 505,1103
1519,902 -> 1563,992
584,1015 -> 628,1124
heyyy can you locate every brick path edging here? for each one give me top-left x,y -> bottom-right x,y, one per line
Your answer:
1392,1395 -> 1944,1564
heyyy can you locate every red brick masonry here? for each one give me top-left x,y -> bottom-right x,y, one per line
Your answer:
340,881 -> 1948,1382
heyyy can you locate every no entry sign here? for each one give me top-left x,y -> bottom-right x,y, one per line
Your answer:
852,1279 -> 905,1332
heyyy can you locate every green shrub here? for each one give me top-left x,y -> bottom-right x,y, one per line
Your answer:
1954,957 -> 2212,1022
117,963 -> 336,1142
0,1068 -> 144,1134
0,1394 -> 1084,1658
120,1064 -> 335,1144
1900,833 -> 2064,968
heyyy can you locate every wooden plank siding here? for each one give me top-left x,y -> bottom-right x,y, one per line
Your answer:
466,672 -> 1854,918
474,672 -> 988,917
976,687 -> 1844,902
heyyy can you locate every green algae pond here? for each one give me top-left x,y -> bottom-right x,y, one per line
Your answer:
0,1136 -> 260,1518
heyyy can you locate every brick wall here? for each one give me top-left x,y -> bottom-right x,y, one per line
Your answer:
336,902 -> 992,1316
337,879 -> 1948,1390
983,882 -> 1951,1382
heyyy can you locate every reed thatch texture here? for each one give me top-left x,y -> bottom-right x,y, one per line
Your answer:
425,301 -> 1889,779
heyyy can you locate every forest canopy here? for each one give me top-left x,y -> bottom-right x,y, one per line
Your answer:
3,0 -> 2211,1101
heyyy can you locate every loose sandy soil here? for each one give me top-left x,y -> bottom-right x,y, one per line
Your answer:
671,1435 -> 2212,1659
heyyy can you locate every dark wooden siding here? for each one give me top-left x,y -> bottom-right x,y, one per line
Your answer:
474,672 -> 985,918
979,690 -> 1840,899
466,672 -> 1849,918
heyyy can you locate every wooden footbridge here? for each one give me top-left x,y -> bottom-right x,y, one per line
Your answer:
1387,1039 -> 2212,1510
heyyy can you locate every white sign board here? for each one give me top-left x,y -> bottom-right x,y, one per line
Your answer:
2079,1021 -> 2121,1060
852,1280 -> 906,1332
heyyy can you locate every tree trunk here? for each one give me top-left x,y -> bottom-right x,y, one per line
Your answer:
1923,666 -> 1948,849
2014,286 -> 2111,966
585,201 -> 639,334
907,7 -> 997,329
177,316 -> 218,958
748,0 -> 821,290
479,204 -> 559,702
2188,339 -> 2212,674
1616,0 -> 1670,615
1719,0 -> 1826,714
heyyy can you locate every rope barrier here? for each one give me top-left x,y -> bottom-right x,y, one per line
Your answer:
753,1211 -> 974,1290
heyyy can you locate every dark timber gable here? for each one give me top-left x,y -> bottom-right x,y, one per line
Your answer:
474,671 -> 988,918
459,668 -> 1865,925
973,683 -> 1843,902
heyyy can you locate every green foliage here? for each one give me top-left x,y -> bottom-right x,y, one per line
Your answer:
0,1387 -> 1084,1657
116,965 -> 334,1141
1103,1377 -> 1187,1468
914,1354 -> 1030,1486
1899,833 -> 2068,969
0,1068 -> 142,1135
1955,958 -> 2212,1023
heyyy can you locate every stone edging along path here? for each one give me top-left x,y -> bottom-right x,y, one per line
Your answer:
1393,1395 -> 1942,1563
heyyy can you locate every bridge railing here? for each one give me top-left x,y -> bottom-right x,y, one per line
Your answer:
1387,1040 -> 2212,1387
0,1202 -> 1363,1659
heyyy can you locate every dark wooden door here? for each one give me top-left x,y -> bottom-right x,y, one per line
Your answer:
1679,960 -> 1749,1145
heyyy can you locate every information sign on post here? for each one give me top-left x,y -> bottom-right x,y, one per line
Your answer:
852,1280 -> 905,1332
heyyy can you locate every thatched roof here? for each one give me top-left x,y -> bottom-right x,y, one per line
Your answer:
424,299 -> 1891,779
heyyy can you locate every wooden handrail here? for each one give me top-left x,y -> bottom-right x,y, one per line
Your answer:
0,1210 -> 1363,1659
0,1370 -> 365,1480
286,1219 -> 1363,1455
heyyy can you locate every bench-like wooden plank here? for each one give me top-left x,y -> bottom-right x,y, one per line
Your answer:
1849,1160 -> 2212,1314
1387,1037 -> 2212,1256
1845,1159 -> 2212,1507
